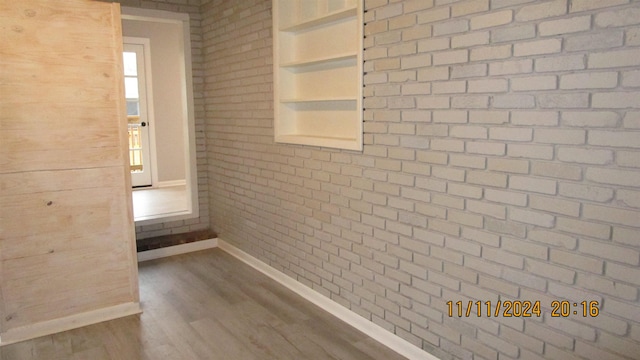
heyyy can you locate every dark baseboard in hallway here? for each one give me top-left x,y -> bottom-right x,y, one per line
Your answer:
136,229 -> 217,252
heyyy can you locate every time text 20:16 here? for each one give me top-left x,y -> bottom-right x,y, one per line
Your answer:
446,300 -> 600,318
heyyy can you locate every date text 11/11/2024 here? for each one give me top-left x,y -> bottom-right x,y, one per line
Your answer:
446,300 -> 600,318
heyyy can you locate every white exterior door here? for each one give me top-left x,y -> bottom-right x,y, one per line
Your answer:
123,41 -> 153,187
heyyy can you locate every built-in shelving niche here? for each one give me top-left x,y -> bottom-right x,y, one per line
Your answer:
274,0 -> 363,151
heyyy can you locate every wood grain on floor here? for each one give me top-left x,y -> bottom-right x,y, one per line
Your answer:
0,249 -> 409,360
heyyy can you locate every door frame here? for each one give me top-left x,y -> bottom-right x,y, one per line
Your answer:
121,7 -> 199,225
124,38 -> 157,188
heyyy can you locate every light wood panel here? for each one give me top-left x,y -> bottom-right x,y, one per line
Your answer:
0,250 -> 409,360
0,0 -> 139,340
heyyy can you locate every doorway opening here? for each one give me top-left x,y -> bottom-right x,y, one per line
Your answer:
121,7 -> 199,224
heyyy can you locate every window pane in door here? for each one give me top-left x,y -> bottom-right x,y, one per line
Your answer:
129,124 -> 144,172
124,77 -> 139,99
127,101 -> 139,116
123,52 -> 138,76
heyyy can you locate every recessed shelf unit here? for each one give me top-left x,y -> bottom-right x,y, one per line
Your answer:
274,0 -> 363,151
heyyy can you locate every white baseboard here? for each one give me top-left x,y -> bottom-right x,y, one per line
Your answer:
0,302 -> 142,346
137,238 -> 218,262
217,239 -> 439,360
156,179 -> 187,188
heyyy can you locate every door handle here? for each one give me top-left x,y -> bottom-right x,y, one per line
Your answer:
141,121 -> 147,127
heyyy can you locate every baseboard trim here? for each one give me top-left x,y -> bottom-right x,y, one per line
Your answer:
137,238 -> 218,262
217,239 -> 439,360
156,180 -> 187,188
0,302 -> 142,346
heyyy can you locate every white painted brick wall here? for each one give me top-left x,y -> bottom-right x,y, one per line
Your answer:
204,0 -> 640,360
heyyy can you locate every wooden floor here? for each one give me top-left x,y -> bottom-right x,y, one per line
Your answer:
0,249 -> 408,360
132,185 -> 188,221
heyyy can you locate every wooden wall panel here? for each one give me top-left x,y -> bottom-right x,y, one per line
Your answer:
0,0 -> 140,340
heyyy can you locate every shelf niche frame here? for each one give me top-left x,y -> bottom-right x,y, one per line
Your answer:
274,0 -> 364,151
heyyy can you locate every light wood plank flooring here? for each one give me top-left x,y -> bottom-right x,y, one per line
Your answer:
132,185 -> 188,221
0,249 -> 408,360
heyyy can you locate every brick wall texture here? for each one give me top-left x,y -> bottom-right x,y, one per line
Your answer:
208,0 -> 640,359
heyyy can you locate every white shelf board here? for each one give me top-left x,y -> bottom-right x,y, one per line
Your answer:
275,134 -> 361,150
280,97 -> 357,103
280,53 -> 357,68
280,7 -> 357,32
